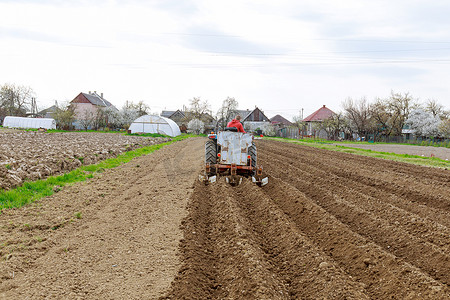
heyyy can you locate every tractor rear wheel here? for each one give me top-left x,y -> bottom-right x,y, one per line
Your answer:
248,143 -> 257,167
205,139 -> 217,166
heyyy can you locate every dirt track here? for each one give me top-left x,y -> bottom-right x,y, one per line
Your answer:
1,138 -> 449,299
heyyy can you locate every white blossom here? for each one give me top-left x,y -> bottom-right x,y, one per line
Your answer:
406,108 -> 441,137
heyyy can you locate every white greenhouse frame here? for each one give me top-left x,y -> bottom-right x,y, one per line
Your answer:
3,116 -> 56,130
128,115 -> 181,137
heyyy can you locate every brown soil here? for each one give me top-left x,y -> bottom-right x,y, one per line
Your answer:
1,138 -> 449,299
165,139 -> 450,299
0,137 -> 204,299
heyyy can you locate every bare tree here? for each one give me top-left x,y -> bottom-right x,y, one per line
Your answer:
318,112 -> 349,140
425,99 -> 449,120
78,109 -> 95,131
186,97 -> 211,122
0,83 -> 34,117
370,98 -> 395,136
53,102 -> 75,130
217,97 -> 239,129
386,91 -> 417,136
342,97 -> 375,139
439,119 -> 450,138
124,100 -> 150,117
291,114 -> 306,136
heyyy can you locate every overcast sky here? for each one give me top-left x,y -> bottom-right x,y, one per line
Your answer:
1,0 -> 449,120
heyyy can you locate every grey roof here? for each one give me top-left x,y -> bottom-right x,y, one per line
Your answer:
234,109 -> 252,120
82,92 -> 114,108
38,105 -> 58,115
161,110 -> 176,118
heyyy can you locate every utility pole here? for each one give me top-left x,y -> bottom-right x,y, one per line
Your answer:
30,97 -> 38,117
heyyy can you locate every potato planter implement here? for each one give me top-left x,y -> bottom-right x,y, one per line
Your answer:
199,128 -> 268,186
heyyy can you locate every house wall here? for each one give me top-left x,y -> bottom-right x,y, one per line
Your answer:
169,111 -> 186,125
73,103 -> 98,117
72,103 -> 99,129
244,108 -> 270,122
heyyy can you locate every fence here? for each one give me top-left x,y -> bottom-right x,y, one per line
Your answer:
275,127 -> 300,139
376,135 -> 450,146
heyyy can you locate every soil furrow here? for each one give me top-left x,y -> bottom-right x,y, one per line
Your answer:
266,140 -> 450,184
234,180 -> 370,299
262,147 -> 450,286
263,149 -> 450,252
259,142 -> 450,212
260,141 -> 450,228
260,175 -> 449,299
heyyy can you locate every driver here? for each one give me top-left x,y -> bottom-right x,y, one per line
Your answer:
227,115 -> 246,133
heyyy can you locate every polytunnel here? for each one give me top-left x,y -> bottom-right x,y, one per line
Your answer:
128,115 -> 181,137
2,116 -> 56,130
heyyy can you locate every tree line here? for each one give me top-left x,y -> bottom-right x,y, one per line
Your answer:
296,91 -> 450,140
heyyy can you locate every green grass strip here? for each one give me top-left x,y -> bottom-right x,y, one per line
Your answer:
264,137 -> 450,169
0,134 -> 196,211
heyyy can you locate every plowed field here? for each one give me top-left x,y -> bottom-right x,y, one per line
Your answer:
165,140 -> 450,299
1,138 -> 449,299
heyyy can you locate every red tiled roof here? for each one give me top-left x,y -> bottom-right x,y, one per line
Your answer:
303,105 -> 334,122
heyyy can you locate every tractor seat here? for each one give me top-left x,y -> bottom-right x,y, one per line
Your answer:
224,127 -> 238,132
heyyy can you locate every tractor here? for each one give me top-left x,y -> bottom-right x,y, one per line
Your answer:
199,127 -> 268,186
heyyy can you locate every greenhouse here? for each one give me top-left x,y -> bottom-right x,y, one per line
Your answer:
128,115 -> 181,137
2,116 -> 56,130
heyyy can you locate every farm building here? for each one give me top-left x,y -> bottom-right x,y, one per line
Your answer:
129,115 -> 181,137
70,91 -> 118,129
303,105 -> 335,138
3,116 -> 56,129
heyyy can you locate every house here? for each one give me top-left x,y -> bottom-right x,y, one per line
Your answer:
225,107 -> 270,134
70,91 -> 118,129
271,114 -> 297,138
270,114 -> 293,127
161,110 -> 186,126
303,105 -> 335,138
241,107 -> 271,132
161,109 -> 216,133
37,105 -> 58,119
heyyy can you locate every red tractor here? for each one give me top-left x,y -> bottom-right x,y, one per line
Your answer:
199,127 -> 268,186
